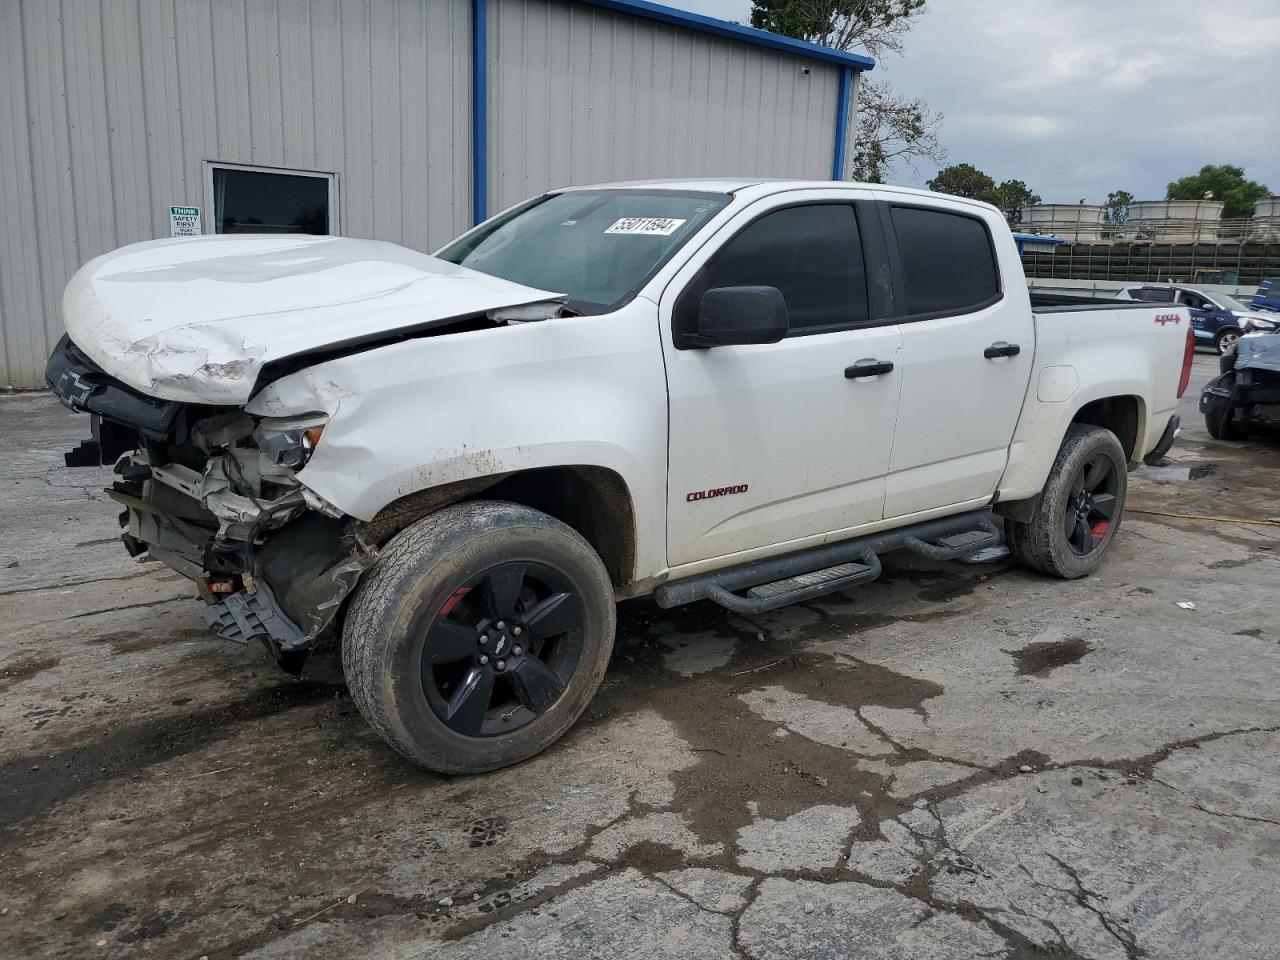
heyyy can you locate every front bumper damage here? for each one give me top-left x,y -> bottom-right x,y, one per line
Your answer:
109,462 -> 377,670
1201,336 -> 1280,431
48,335 -> 378,672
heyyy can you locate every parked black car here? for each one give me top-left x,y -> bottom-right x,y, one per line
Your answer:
1200,335 -> 1280,440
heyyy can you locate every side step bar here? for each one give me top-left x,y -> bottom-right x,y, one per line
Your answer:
654,510 -> 1001,615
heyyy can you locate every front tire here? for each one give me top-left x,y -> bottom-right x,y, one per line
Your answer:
1005,425 -> 1127,579
1215,328 -> 1242,355
342,501 -> 616,774
1204,403 -> 1246,441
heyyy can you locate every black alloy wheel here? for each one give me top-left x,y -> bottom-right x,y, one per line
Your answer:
420,561 -> 584,737
1062,453 -> 1120,557
343,500 -> 615,773
1003,424 -> 1128,579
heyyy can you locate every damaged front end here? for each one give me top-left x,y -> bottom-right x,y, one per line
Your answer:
1201,335 -> 1280,434
47,334 -> 377,673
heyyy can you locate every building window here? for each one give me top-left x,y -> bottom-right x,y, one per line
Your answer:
205,162 -> 338,235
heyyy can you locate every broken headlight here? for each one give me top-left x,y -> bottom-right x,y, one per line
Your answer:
253,415 -> 328,471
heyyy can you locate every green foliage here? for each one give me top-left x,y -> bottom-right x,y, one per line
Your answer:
1103,190 -> 1133,236
1166,165 -> 1270,220
1104,190 -> 1134,226
991,180 -> 1040,226
927,163 -> 995,200
925,164 -> 1040,225
750,1 -> 927,57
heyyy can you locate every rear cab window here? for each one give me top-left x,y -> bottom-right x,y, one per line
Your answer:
1135,286 -> 1176,303
675,203 -> 870,340
889,205 -> 1001,318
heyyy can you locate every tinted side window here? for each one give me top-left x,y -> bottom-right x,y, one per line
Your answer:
891,206 -> 1000,316
1136,286 -> 1176,303
679,204 -> 868,337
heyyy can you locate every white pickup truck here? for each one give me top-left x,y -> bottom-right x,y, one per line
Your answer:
48,179 -> 1195,773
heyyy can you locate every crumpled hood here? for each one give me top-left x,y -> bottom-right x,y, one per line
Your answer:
1234,332 -> 1280,373
62,234 -> 565,405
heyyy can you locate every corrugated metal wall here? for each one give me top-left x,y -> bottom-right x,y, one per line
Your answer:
0,0 -> 852,388
0,0 -> 471,388
487,0 -> 841,212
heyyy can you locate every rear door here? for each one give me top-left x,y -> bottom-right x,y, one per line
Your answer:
873,196 -> 1035,519
659,192 -> 902,567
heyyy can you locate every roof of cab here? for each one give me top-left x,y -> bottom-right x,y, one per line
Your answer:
559,178 -> 768,194
558,179 -> 1000,214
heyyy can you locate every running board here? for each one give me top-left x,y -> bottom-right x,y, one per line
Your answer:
654,510 -> 1002,615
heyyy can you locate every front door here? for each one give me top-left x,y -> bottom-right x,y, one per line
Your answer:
660,196 -> 902,567
874,197 -> 1035,519
1177,289 -> 1230,348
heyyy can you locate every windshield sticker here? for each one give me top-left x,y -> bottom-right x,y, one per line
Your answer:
604,217 -> 688,237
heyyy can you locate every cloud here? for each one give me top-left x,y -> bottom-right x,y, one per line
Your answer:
671,0 -> 1280,205
953,114 -> 1064,140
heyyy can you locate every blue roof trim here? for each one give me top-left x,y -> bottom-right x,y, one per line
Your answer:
471,0 -> 489,224
831,67 -> 853,180
573,0 -> 876,70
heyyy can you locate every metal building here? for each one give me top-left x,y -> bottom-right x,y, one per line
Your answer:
0,0 -> 873,388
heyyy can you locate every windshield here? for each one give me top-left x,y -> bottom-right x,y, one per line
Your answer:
438,190 -> 730,313
1207,292 -> 1251,312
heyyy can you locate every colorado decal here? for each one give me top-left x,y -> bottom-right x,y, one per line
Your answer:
686,484 -> 748,502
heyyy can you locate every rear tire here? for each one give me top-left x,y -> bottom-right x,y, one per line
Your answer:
1005,425 -> 1127,579
342,501 -> 615,774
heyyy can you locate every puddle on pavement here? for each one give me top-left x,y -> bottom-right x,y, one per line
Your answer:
0,676 -> 351,836
0,654 -> 60,692
88,627 -> 210,655
1008,638 -> 1092,677
1140,462 -> 1219,484
587,600 -> 952,855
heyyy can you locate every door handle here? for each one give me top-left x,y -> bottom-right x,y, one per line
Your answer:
984,342 -> 1021,359
845,359 -> 894,378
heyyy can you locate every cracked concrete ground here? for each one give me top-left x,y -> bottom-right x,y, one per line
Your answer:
2,353 -> 1279,959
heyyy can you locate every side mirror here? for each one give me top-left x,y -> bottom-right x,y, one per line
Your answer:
688,286 -> 789,348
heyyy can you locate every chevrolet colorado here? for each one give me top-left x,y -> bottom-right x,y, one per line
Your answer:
47,179 -> 1195,773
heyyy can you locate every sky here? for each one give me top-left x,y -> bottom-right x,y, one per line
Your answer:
670,0 -> 1280,206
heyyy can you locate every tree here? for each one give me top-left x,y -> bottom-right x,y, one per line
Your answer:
927,163 -> 995,200
926,164 -> 1040,226
751,0 -> 945,182
1103,190 -> 1133,236
1166,165 -> 1270,220
751,0 -> 927,59
1104,190 -> 1133,226
991,179 -> 1040,227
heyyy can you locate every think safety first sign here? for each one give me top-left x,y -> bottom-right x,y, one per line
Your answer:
169,206 -> 201,237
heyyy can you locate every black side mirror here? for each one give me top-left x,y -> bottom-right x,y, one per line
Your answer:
687,285 -> 789,348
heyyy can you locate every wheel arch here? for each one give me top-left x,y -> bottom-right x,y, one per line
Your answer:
356,466 -> 639,593
1070,394 -> 1145,464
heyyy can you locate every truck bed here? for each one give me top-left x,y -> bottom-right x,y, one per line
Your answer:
1029,292 -> 1162,312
